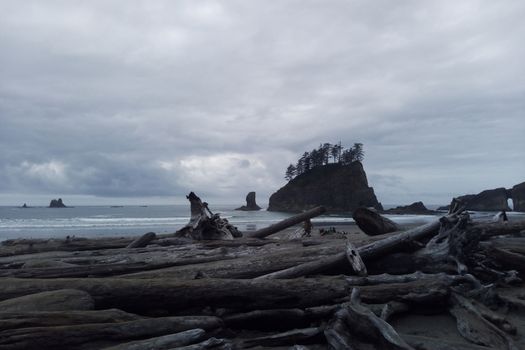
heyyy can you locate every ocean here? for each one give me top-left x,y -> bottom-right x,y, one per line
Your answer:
1,205 -> 521,241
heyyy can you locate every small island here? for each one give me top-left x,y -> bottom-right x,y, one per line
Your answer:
49,198 -> 66,208
269,142 -> 382,212
235,192 -> 262,211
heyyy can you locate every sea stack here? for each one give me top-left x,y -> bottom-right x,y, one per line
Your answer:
235,191 -> 262,211
268,162 -> 382,213
49,198 -> 66,208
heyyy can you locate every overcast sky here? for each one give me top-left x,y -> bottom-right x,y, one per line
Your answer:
1,1 -> 524,207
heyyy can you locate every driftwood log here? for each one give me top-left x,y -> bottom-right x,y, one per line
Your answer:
1,200 -> 525,349
352,207 -> 400,236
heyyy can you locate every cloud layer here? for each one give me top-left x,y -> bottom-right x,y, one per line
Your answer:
1,0 -> 524,206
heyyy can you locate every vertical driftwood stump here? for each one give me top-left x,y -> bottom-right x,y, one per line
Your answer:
175,192 -> 242,240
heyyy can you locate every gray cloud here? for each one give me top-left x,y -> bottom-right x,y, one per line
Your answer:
1,0 -> 524,206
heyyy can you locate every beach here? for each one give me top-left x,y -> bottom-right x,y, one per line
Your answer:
0,206 -> 525,349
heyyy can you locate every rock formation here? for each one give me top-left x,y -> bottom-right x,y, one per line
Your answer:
268,162 -> 382,213
456,188 -> 510,211
384,201 -> 435,215
512,182 -> 525,212
49,198 -> 66,208
235,192 -> 262,211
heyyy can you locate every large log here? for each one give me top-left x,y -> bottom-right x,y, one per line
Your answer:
0,277 -> 350,314
256,220 -> 441,279
126,232 -> 156,248
0,309 -> 142,331
121,240 -> 345,279
0,276 -> 457,315
0,316 -> 222,350
352,207 -> 400,236
246,206 -> 327,239
0,289 -> 94,312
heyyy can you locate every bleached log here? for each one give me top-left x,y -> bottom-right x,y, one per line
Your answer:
126,232 -> 156,248
246,206 -> 327,239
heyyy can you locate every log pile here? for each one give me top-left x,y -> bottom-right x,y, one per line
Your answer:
0,195 -> 525,349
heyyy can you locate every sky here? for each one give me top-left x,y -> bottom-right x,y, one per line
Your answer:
1,0 -> 524,207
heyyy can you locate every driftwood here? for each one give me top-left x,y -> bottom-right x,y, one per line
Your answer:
0,316 -> 222,350
175,192 -> 242,240
449,293 -> 518,350
2,200 -> 525,350
126,232 -> 156,248
256,219 -> 441,279
0,309 -> 142,330
101,329 -> 207,350
352,207 -> 400,236
0,289 -> 94,312
246,206 -> 327,239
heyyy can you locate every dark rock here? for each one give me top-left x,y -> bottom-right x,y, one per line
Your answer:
384,201 -> 435,215
235,192 -> 262,211
21,203 -> 28,208
512,182 -> 525,212
437,205 -> 450,211
268,162 -> 382,213
49,198 -> 66,208
456,188 -> 510,212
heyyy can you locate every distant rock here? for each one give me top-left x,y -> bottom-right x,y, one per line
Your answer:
384,201 -> 435,215
235,191 -> 262,211
512,182 -> 525,212
268,162 -> 382,213
49,198 -> 66,208
457,188 -> 510,212
21,203 -> 28,208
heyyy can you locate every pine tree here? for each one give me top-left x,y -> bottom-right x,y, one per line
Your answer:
285,164 -> 296,181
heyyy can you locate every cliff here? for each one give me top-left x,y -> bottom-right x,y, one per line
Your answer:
512,182 -> 525,212
268,162 -> 382,213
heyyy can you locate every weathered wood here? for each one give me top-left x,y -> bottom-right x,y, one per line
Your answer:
175,192 -> 242,240
101,329 -> 207,350
489,247 -> 525,271
126,232 -> 156,248
346,288 -> 414,349
238,327 -> 324,348
246,206 -> 327,239
122,240 -> 345,280
449,293 -> 518,350
256,220 -> 441,279
0,275 -> 460,315
352,207 -> 400,236
345,241 -> 367,276
174,337 -> 232,350
402,334 -> 493,350
0,277 -> 351,314
0,236 -> 136,257
0,316 -> 222,350
0,289 -> 94,312
0,309 -> 142,331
